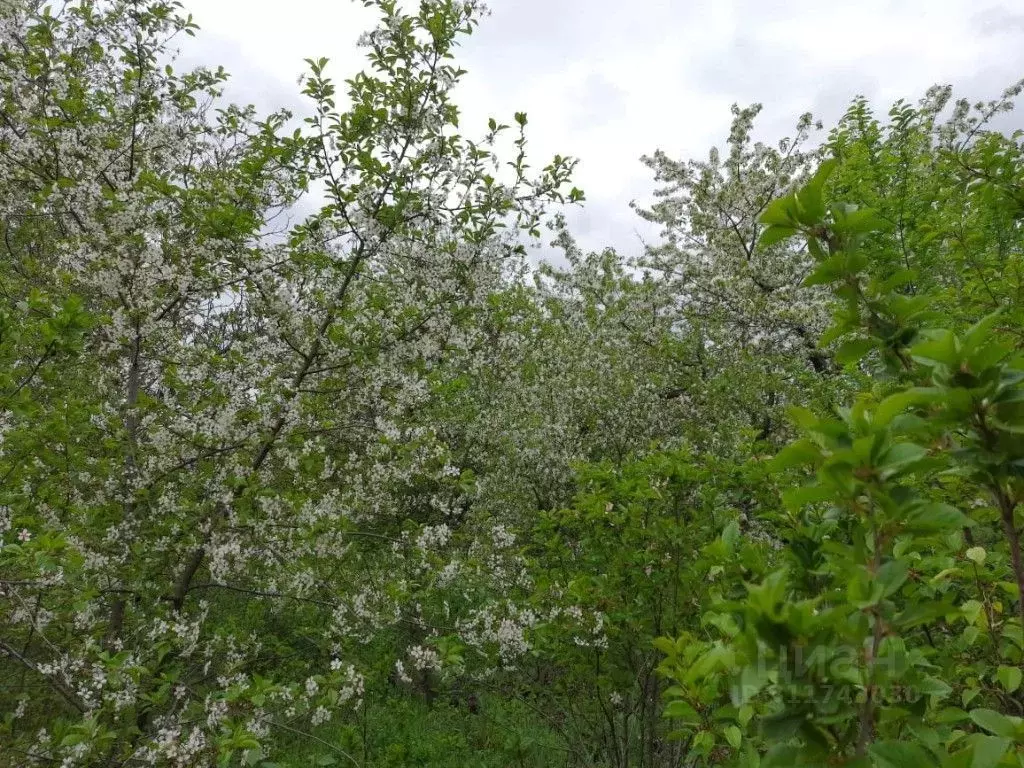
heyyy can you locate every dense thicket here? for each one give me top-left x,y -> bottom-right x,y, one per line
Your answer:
2,2 -> 1023,766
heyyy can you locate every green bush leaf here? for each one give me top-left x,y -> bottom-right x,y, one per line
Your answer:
835,337 -> 875,365
760,195 -> 798,227
663,700 -> 700,724
968,735 -> 1012,768
996,666 -> 1022,694
758,225 -> 798,248
969,708 -> 1018,738
868,740 -> 937,767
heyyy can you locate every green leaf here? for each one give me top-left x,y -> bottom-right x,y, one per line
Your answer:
997,666 -> 1022,694
911,330 -> 960,368
874,387 -> 940,426
835,337 -> 875,365
819,319 -> 853,348
760,195 -> 798,227
905,503 -> 973,533
934,707 -> 971,723
879,268 -> 918,293
918,676 -> 953,699
878,442 -> 928,474
758,225 -> 798,248
653,637 -> 676,655
876,559 -> 909,599
808,158 -> 838,190
738,704 -> 754,727
837,206 -> 890,234
964,309 -> 1004,352
692,730 -> 715,756
724,725 -> 742,749
787,406 -> 819,431
970,709 -> 1018,738
769,439 -> 820,472
794,158 -> 837,227
869,740 -> 937,767
722,520 -> 741,554
804,256 -> 846,287
663,700 -> 700,724
795,185 -> 825,227
894,597 -> 956,629
969,735 -> 1011,768
782,484 -> 832,512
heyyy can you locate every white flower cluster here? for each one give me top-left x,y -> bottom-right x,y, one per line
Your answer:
408,644 -> 442,672
416,523 -> 452,550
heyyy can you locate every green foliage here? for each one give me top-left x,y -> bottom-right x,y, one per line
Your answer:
661,81 -> 1024,766
266,695 -> 565,768
3,1 -> 1024,766
515,449 -> 779,765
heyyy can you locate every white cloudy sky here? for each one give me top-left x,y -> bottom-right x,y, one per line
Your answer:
180,0 -> 1024,259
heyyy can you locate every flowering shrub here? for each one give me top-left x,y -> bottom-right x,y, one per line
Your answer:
0,0 -> 577,763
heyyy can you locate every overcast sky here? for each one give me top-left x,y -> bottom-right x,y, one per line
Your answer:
180,1 -> 1024,260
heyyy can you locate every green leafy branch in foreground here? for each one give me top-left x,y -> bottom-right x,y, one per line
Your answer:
659,151 -> 1024,766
